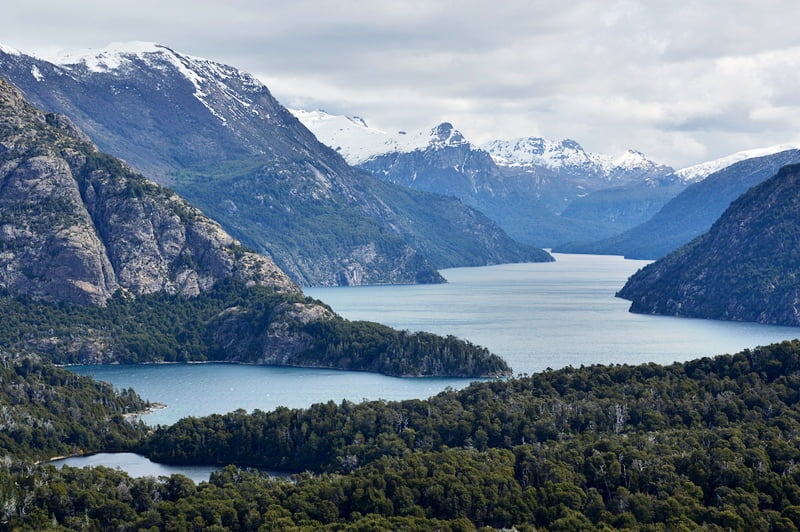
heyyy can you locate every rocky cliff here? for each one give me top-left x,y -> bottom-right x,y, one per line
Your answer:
617,163 -> 800,326
0,76 -> 295,305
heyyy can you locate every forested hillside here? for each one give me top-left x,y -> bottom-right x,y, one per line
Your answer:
618,163 -> 800,326
0,356 -> 148,462
5,342 -> 800,528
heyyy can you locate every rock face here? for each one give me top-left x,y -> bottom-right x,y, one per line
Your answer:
559,149 -> 800,259
0,43 -> 546,286
617,163 -> 800,326
0,76 -> 295,305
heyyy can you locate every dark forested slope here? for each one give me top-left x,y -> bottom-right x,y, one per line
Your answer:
618,163 -> 800,326
0,355 -> 148,461
11,340 -> 800,530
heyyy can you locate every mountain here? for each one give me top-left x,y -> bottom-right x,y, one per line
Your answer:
617,163 -> 800,326
558,149 -> 800,258
0,74 -> 295,305
0,43 -> 547,287
0,76 -> 510,377
482,137 -> 678,190
298,111 -> 679,248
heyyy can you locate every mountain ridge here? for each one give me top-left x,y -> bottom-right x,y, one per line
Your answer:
0,42 -> 548,287
558,149 -> 800,259
0,75 -> 511,377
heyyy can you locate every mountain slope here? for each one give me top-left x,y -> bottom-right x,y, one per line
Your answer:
293,110 -> 681,247
0,76 -> 510,377
0,75 -> 294,305
0,43 -> 546,286
558,149 -> 800,258
617,163 -> 800,326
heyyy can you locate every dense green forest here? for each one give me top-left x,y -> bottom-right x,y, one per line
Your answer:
0,355 -> 148,462
132,340 -> 800,529
8,342 -> 800,529
0,279 -> 509,377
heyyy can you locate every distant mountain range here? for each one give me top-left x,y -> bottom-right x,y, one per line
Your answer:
558,148 -> 800,258
0,42 -> 548,287
293,109 -> 681,247
618,163 -> 800,326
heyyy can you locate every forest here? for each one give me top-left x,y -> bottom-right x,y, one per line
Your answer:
0,279 -> 508,377
4,342 -> 800,529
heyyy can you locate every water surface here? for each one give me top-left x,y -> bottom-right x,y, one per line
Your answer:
50,453 -> 219,484
70,253 -> 800,428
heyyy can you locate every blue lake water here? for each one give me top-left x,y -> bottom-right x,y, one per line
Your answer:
69,252 -> 800,429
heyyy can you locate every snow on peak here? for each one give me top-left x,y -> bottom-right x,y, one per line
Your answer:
290,111 -> 473,164
41,42 -> 273,129
0,43 -> 22,56
481,137 -> 674,181
429,122 -> 469,148
613,149 -> 661,171
48,41 -> 170,72
481,136 -> 601,170
675,143 -> 800,183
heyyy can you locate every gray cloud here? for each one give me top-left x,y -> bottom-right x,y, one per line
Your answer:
3,1 -> 800,167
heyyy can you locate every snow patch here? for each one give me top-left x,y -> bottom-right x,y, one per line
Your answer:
30,65 -> 44,82
44,42 -> 280,128
675,143 -> 800,183
0,43 -> 22,56
291,110 -> 474,164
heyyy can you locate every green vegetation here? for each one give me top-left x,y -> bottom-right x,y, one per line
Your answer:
130,340 -> 800,529
4,341 -> 800,529
0,279 -> 508,377
0,355 -> 148,461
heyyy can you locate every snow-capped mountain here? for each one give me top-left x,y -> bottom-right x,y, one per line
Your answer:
674,143 -> 800,183
293,108 -> 674,187
290,109 -> 472,165
481,137 -> 673,184
0,41 -> 545,286
321,116 -> 680,248
44,42 -> 283,153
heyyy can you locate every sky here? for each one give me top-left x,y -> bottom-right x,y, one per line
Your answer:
3,0 -> 800,168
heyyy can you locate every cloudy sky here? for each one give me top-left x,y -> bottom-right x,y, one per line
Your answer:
3,0 -> 800,168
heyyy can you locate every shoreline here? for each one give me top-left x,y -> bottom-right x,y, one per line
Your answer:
124,402 -> 167,419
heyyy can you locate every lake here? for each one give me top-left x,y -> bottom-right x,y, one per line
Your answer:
70,252 -> 800,428
50,453 -> 219,484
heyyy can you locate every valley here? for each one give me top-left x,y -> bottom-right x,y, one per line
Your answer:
1,13 -> 800,528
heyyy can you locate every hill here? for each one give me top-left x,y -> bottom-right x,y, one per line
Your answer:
558,149 -> 800,258
617,163 -> 800,326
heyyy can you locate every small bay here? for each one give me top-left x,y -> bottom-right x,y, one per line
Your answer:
69,253 -> 800,428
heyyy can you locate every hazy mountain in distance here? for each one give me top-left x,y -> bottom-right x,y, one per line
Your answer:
557,148 -> 800,259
